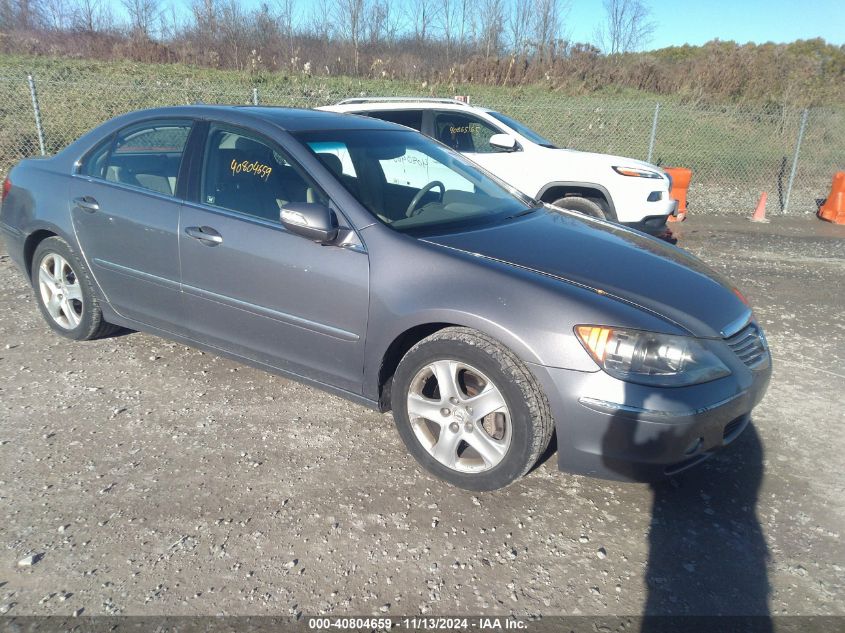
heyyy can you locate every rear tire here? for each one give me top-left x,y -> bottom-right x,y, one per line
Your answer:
31,236 -> 120,341
391,327 -> 554,491
550,196 -> 606,219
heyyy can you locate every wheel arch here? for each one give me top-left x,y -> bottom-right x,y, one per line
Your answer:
376,322 -> 456,411
538,181 -> 617,220
372,314 -> 544,412
23,227 -> 61,277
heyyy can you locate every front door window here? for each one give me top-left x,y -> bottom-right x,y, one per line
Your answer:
433,113 -> 501,153
201,125 -> 327,223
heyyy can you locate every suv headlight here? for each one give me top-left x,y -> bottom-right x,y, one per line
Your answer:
575,326 -> 731,387
612,166 -> 663,179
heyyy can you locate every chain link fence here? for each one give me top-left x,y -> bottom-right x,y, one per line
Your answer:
1,66 -> 843,216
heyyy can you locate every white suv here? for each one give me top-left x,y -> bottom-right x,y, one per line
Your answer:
320,98 -> 677,233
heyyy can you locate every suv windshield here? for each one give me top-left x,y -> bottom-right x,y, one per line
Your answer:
486,111 -> 558,148
294,129 -> 534,234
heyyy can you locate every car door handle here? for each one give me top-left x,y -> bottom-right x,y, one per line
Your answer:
73,196 -> 99,213
185,226 -> 223,246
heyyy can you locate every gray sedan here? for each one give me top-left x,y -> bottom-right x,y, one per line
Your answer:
0,106 -> 771,490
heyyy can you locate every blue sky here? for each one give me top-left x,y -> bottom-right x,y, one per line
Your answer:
568,0 -> 845,49
149,0 -> 843,50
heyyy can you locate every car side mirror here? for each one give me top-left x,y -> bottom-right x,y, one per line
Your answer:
280,202 -> 339,244
489,134 -> 518,152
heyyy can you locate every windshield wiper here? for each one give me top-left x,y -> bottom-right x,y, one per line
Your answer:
505,206 -> 541,220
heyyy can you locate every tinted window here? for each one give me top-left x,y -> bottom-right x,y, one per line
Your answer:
367,110 -> 423,131
296,129 -> 532,235
201,125 -> 326,223
80,136 -> 113,179
434,112 -> 501,153
100,120 -> 192,196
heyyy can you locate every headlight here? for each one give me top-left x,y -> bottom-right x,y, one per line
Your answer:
612,166 -> 663,179
575,326 -> 731,387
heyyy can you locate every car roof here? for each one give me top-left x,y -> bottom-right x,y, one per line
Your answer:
52,104 -> 408,170
122,104 -> 405,132
322,101 -> 493,115
234,106 -> 405,131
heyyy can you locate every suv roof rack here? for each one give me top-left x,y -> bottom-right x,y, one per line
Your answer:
336,97 -> 470,106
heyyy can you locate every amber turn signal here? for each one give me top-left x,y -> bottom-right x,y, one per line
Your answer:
575,325 -> 613,364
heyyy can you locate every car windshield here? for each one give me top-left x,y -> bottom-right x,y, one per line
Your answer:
293,129 -> 535,235
486,111 -> 558,148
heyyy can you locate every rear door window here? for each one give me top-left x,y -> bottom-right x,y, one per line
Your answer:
366,110 -> 424,131
101,120 -> 192,196
80,136 -> 114,179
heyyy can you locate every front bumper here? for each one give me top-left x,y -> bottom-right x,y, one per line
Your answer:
621,200 -> 678,236
529,355 -> 772,482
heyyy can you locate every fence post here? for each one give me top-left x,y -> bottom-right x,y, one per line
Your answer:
27,73 -> 46,156
647,102 -> 660,163
784,108 -> 809,214
253,87 -> 259,106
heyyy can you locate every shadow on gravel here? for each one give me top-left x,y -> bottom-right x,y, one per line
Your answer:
644,426 -> 770,624
655,228 -> 678,245
601,405 -> 770,629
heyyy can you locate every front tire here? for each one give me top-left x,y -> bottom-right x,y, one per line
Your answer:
31,236 -> 119,340
550,196 -> 607,219
391,327 -> 554,491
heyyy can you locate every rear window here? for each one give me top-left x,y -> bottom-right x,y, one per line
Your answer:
114,125 -> 191,154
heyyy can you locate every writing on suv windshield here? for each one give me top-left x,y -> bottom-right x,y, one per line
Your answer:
486,111 -> 558,148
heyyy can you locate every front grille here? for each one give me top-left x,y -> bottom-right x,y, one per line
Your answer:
725,323 -> 768,369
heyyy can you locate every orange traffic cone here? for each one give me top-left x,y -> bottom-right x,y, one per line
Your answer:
818,172 -> 845,225
750,192 -> 769,223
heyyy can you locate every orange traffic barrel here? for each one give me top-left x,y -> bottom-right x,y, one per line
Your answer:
818,171 -> 845,225
664,166 -> 692,222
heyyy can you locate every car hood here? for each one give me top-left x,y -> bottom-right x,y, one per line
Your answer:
537,146 -> 667,178
423,209 -> 749,338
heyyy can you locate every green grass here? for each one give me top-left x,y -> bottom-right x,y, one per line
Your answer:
1,54 -> 842,213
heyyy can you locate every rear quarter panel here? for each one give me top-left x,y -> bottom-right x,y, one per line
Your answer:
1,158 -> 77,278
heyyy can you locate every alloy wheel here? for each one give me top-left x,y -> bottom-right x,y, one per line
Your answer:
38,253 -> 83,330
406,359 -> 511,473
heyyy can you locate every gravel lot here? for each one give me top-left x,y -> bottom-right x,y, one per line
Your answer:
1,214 -> 843,619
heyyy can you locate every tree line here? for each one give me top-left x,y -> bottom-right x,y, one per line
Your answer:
1,0 -> 843,106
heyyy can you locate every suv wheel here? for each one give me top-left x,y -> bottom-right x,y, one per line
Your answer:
391,327 -> 554,491
551,196 -> 606,219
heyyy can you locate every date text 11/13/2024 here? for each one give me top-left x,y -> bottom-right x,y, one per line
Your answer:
308,617 -> 528,630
